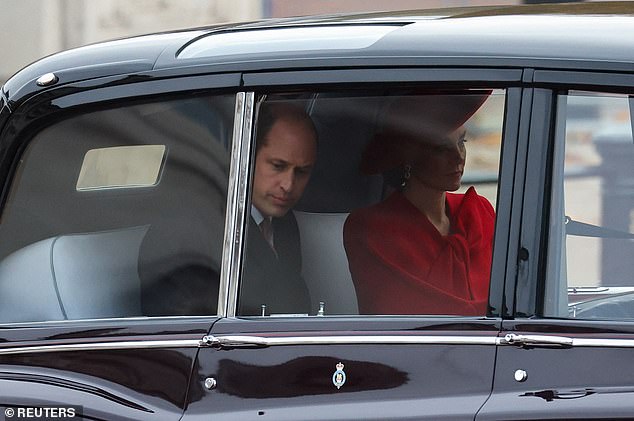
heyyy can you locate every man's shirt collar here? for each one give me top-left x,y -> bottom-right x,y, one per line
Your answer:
251,205 -> 265,225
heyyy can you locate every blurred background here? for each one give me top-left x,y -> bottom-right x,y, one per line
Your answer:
1,0 -> 605,84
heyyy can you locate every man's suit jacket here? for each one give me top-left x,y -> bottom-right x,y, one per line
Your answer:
239,212 -> 311,316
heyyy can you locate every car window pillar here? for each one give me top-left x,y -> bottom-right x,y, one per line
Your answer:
218,91 -> 255,317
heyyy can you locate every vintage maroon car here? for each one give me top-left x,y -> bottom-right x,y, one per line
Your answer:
1,2 -> 634,420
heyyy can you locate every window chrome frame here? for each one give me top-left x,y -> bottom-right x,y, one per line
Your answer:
218,91 -> 255,317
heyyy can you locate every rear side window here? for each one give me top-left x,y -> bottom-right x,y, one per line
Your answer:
238,89 -> 506,317
545,91 -> 634,320
0,94 -> 235,323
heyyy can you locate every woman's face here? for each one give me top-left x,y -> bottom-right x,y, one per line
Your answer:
408,126 -> 467,192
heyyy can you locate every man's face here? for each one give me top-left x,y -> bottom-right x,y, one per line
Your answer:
252,117 -> 317,218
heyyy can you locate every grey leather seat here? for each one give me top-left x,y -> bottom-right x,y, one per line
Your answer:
0,225 -> 148,323
294,211 -> 358,315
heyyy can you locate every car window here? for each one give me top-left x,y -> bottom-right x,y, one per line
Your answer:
238,89 -> 506,317
545,91 -> 634,319
0,94 -> 235,323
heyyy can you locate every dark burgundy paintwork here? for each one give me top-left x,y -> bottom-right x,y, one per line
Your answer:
479,321 -> 634,420
185,320 -> 499,420
0,320 -> 213,419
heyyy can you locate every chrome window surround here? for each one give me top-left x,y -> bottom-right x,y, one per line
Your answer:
218,92 -> 255,317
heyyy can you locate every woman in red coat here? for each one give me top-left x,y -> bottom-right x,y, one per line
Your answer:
343,93 -> 495,315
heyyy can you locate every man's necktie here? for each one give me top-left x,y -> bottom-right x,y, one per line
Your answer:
259,218 -> 277,256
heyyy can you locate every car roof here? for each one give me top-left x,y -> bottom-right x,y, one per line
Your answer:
3,2 -> 634,106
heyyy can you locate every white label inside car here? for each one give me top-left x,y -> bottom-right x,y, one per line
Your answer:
76,145 -> 166,191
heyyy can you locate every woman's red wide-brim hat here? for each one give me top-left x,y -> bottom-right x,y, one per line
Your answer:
360,91 -> 491,175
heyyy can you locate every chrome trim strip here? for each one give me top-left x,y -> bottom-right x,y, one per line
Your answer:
6,335 -> 634,356
0,339 -> 203,356
0,315 -> 220,328
572,338 -> 634,348
500,334 -> 634,348
206,334 -> 634,348
205,334 -> 499,347
218,92 -> 255,317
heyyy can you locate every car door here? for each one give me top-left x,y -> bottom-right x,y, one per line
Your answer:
0,73 -> 240,420
184,69 -> 524,420
478,72 -> 634,419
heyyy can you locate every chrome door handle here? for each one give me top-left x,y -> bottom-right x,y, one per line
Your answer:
500,333 -> 573,348
201,335 -> 268,348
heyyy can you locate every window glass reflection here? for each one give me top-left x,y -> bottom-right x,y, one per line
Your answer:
547,91 -> 634,319
0,95 -> 235,323
240,90 -> 505,317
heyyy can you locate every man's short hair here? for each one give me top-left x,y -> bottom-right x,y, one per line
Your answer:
255,102 -> 318,151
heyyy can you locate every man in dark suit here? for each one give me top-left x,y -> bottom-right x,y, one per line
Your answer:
238,103 -> 318,316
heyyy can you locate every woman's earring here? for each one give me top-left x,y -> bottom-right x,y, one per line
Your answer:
401,164 -> 411,189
